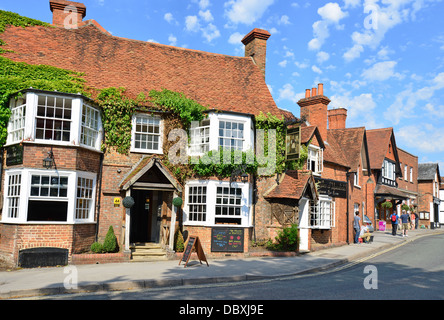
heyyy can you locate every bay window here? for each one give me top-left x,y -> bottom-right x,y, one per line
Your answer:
218,120 -> 244,151
6,90 -> 102,151
2,169 -> 96,224
185,180 -> 250,227
310,196 -> 335,229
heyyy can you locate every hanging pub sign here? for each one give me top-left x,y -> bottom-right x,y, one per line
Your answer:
286,126 -> 301,161
314,177 -> 347,198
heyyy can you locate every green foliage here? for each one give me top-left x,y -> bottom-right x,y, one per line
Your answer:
401,204 -> 410,212
90,242 -> 104,253
381,201 -> 393,209
191,148 -> 258,178
273,224 -> 299,251
148,89 -> 207,128
174,229 -> 185,253
97,87 -> 138,154
103,226 -> 119,253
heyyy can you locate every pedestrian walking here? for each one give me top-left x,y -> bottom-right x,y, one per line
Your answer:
414,212 -> 419,229
354,211 -> 361,243
390,211 -> 398,236
400,210 -> 410,237
410,211 -> 416,230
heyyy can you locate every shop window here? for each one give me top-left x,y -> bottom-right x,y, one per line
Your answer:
310,197 -> 335,229
215,186 -> 242,225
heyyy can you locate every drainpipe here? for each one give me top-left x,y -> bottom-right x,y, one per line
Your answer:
94,152 -> 104,243
346,170 -> 352,245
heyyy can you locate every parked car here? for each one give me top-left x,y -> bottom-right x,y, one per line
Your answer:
363,215 -> 374,232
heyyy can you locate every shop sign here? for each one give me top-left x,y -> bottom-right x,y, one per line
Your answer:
286,126 -> 301,161
6,144 -> 24,166
314,177 -> 347,198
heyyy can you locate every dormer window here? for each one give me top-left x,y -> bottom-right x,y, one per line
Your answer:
382,159 -> 396,186
307,145 -> 323,175
130,114 -> 163,154
7,90 -> 102,151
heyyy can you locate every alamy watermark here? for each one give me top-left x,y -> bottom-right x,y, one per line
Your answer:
363,265 -> 378,290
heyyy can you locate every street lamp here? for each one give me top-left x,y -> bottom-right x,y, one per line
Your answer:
43,151 -> 54,169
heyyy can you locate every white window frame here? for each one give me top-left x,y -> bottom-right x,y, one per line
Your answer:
184,180 -> 251,227
404,164 -> 408,181
218,119 -> 245,151
382,159 -> 395,181
354,165 -> 360,187
130,113 -> 163,154
7,97 -> 26,145
80,103 -> 102,149
410,167 -> 413,183
5,91 -> 102,151
310,196 -> 335,229
307,145 -> 323,176
2,168 -> 96,224
189,119 -> 210,156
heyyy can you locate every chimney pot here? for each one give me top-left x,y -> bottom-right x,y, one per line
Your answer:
305,89 -> 311,98
318,83 -> 323,96
312,88 -> 317,96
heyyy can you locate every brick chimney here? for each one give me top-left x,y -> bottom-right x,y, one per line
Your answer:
50,0 -> 86,28
242,28 -> 271,79
328,108 -> 348,129
298,83 -> 330,142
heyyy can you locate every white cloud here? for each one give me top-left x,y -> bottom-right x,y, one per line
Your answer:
278,83 -> 304,103
318,2 -> 348,22
278,60 -> 288,67
168,34 -> 177,46
397,124 -> 444,153
384,72 -> 444,124
362,61 -> 402,81
295,60 -> 309,69
312,65 -> 323,74
228,32 -> 244,44
317,51 -> 330,63
330,92 -> 378,128
185,15 -> 200,32
308,2 -> 348,51
225,0 -> 274,25
164,13 -> 176,24
278,15 -> 291,25
199,10 -> 214,22
201,23 -> 221,42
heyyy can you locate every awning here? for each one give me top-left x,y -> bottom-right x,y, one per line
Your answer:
374,184 -> 409,201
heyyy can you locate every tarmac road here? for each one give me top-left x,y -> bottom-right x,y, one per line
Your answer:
28,233 -> 444,301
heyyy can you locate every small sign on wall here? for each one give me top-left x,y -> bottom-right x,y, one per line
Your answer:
114,197 -> 121,207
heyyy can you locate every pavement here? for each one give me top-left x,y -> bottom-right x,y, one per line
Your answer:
1,227 -> 443,299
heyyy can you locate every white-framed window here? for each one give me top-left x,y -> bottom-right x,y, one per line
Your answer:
310,196 -> 335,229
189,119 -> 210,155
410,167 -> 413,183
7,97 -> 26,144
6,173 -> 21,219
404,164 -> 408,181
2,169 -> 96,224
187,185 -> 207,222
75,177 -> 94,220
382,159 -> 396,186
35,95 -> 72,142
184,180 -> 250,227
6,90 -> 102,151
307,146 -> 323,175
131,114 -> 162,153
81,103 -> 100,148
218,120 -> 244,151
215,186 -> 242,224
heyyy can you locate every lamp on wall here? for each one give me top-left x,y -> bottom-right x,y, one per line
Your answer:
43,150 -> 54,169
230,164 -> 249,184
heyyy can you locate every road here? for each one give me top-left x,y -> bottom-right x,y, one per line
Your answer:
31,233 -> 444,301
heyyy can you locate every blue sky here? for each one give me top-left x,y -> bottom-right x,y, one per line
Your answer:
2,0 -> 444,170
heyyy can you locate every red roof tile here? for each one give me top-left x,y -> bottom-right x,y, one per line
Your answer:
1,23 -> 284,117
366,128 -> 393,170
264,170 -> 318,200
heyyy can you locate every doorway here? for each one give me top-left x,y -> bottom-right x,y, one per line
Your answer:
130,190 -> 164,244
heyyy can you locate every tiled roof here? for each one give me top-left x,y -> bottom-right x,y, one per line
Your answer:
366,128 -> 393,170
374,184 -> 409,200
418,163 -> 441,181
1,23 -> 284,117
328,127 -> 366,172
264,170 -> 318,200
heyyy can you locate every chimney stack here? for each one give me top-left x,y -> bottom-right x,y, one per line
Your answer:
242,28 -> 271,79
298,83 -> 330,141
328,108 -> 348,129
50,0 -> 86,28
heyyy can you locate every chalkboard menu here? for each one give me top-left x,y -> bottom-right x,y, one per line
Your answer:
179,236 -> 208,268
211,227 -> 244,253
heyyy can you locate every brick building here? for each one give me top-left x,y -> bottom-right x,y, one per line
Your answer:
417,163 -> 441,228
0,0 -> 321,267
